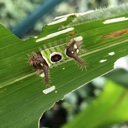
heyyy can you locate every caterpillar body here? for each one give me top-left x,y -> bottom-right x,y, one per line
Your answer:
29,36 -> 85,85
41,43 -> 67,67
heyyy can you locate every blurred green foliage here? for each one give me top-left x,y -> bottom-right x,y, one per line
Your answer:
63,79 -> 128,128
0,0 -> 42,28
0,0 -> 128,32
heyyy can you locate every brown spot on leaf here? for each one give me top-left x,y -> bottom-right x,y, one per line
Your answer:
69,31 -> 76,36
103,28 -> 128,38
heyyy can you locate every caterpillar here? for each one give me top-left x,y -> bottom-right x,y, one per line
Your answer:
29,36 -> 85,85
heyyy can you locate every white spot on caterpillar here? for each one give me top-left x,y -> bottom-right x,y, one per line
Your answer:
103,17 -> 128,24
43,86 -> 55,94
74,36 -> 83,42
74,44 -> 77,49
48,18 -> 67,25
100,59 -> 107,63
36,27 -> 74,42
40,63 -> 43,66
77,49 -> 79,53
108,52 -> 115,56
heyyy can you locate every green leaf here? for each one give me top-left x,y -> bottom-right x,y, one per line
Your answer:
63,80 -> 128,128
0,4 -> 128,128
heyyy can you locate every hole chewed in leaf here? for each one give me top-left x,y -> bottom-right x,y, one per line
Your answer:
43,86 -> 56,94
108,52 -> 115,56
103,17 -> 128,24
100,59 -> 107,63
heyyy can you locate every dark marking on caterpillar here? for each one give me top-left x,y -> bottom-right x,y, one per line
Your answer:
28,52 -> 49,84
50,52 -> 63,63
66,40 -> 85,67
103,28 -> 128,38
29,36 -> 85,85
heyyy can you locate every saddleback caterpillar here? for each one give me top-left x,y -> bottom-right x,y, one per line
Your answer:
29,36 -> 85,85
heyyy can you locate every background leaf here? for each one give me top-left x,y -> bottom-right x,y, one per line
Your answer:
63,80 -> 128,128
